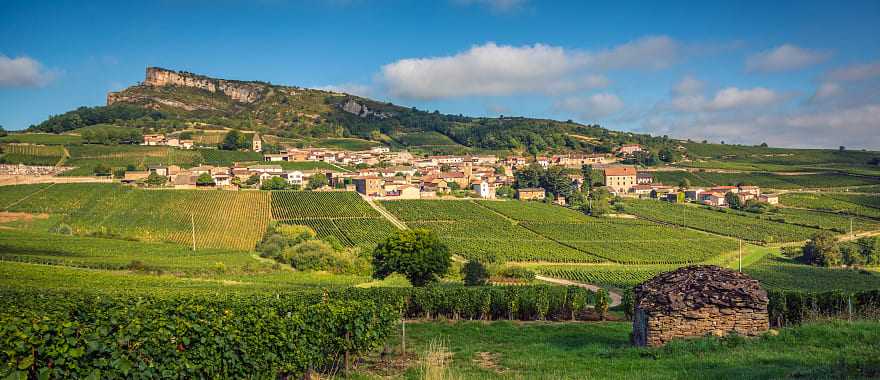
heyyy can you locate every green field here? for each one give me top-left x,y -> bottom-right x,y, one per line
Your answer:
621,200 -> 822,243
651,170 -> 880,189
61,144 -> 202,175
0,183 -> 270,250
0,133 -> 82,145
781,193 -> 880,219
0,144 -> 66,165
272,191 -> 397,250
745,254 -> 880,292
381,200 -> 600,262
363,319 -> 880,380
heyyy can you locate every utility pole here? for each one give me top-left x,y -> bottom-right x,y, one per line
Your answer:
738,239 -> 743,273
191,214 -> 196,251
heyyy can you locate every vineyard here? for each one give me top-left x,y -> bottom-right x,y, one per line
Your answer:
535,265 -> 677,288
780,193 -> 880,219
272,191 -> 396,250
522,219 -> 738,264
760,208 -> 880,233
0,183 -> 271,250
476,200 -> 593,222
745,254 -> 880,292
620,200 -> 822,243
0,144 -> 66,166
61,145 -> 202,176
651,170 -> 880,190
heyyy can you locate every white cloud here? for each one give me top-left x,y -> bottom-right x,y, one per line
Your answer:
0,55 -> 56,87
591,35 -> 681,70
707,87 -> 781,110
315,83 -> 372,97
453,0 -> 527,12
381,42 -> 593,99
813,82 -> 841,100
555,93 -> 624,119
825,61 -> 880,81
381,37 -> 681,100
746,44 -> 829,72
673,76 -> 704,96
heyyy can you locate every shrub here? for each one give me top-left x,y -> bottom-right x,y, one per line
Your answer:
48,223 -> 73,236
497,267 -> 536,281
462,260 -> 489,286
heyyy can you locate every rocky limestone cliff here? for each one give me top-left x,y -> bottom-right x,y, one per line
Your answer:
108,67 -> 265,106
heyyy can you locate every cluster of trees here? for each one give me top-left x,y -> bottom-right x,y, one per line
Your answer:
801,232 -> 879,267
220,130 -> 252,150
258,174 -> 328,191
80,126 -> 143,145
514,164 -> 580,198
30,105 -> 168,133
256,224 -> 369,274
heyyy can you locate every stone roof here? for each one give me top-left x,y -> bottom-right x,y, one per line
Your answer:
634,265 -> 768,313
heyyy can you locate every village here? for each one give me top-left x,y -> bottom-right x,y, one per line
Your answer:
123,134 -> 779,208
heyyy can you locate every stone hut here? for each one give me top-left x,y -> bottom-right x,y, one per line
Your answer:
632,265 -> 769,347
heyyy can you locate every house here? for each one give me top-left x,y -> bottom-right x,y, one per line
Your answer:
122,171 -> 150,183
439,172 -> 469,189
535,156 -> 551,168
683,189 -> 705,201
172,173 -> 198,188
147,165 -> 169,177
387,184 -> 420,199
517,187 -> 546,201
166,137 -> 180,147
264,153 -> 289,162
282,171 -> 305,187
554,195 -> 567,206
650,185 -> 675,199
603,166 -> 638,194
630,184 -> 654,197
632,266 -> 768,347
702,192 -> 726,207
247,165 -> 283,174
142,134 -> 165,146
636,171 -> 654,184
617,144 -> 642,155
353,176 -> 384,196
180,140 -> 194,149
212,173 -> 232,186
190,165 -> 216,176
472,180 -> 496,199
759,193 -> 779,205
252,133 -> 262,152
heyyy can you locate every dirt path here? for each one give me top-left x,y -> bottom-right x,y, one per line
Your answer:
361,195 -> 408,230
535,275 -> 622,307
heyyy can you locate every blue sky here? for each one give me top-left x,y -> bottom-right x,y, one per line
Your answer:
2,0 -> 879,149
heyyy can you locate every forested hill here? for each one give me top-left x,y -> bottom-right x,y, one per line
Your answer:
28,67 -> 675,155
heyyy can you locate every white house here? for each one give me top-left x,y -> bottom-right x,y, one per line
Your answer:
472,180 -> 496,199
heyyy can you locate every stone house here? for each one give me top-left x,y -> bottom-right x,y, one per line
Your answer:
603,166 -> 637,194
632,265 -> 769,347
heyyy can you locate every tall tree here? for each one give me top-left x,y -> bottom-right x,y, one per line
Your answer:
581,164 -> 593,194
802,231 -> 841,267
372,229 -> 451,286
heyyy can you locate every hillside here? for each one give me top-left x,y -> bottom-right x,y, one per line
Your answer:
29,67 -> 675,155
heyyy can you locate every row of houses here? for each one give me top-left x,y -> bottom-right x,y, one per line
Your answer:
599,165 -> 779,206
263,146 -> 410,167
142,134 -> 195,149
123,162 -> 332,189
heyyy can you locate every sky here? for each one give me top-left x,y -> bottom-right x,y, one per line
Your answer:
1,0 -> 879,149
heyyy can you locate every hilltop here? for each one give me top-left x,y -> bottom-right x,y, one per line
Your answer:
29,67 -> 675,156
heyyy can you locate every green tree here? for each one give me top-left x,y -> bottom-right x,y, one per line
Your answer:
678,178 -> 691,190
221,130 -> 249,150
724,191 -> 741,209
514,163 -> 544,189
0,125 -> 7,137
541,166 -> 575,199
495,185 -> 514,198
856,236 -> 879,265
245,173 -> 261,186
196,173 -> 215,186
462,260 -> 489,286
93,163 -> 111,176
307,174 -> 329,190
260,177 -> 289,190
581,164 -> 593,193
802,231 -> 841,267
144,172 -> 167,186
372,229 -> 451,286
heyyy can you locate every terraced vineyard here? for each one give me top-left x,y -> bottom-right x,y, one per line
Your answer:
621,200 -> 821,243
0,183 -> 270,250
651,171 -> 880,189
760,208 -> 880,233
62,145 -> 202,176
781,193 -> 880,219
272,191 -> 395,250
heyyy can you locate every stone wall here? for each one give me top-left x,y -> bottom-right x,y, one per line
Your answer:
633,305 -> 769,347
143,67 -> 264,103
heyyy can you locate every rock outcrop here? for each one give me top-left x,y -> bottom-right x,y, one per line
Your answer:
341,99 -> 391,119
631,265 -> 769,347
144,67 -> 264,103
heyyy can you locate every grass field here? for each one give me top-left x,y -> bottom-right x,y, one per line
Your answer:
353,319 -> 880,379
1,183 -> 271,250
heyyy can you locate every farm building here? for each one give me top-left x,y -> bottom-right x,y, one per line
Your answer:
516,187 -> 546,200
632,265 -> 769,347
